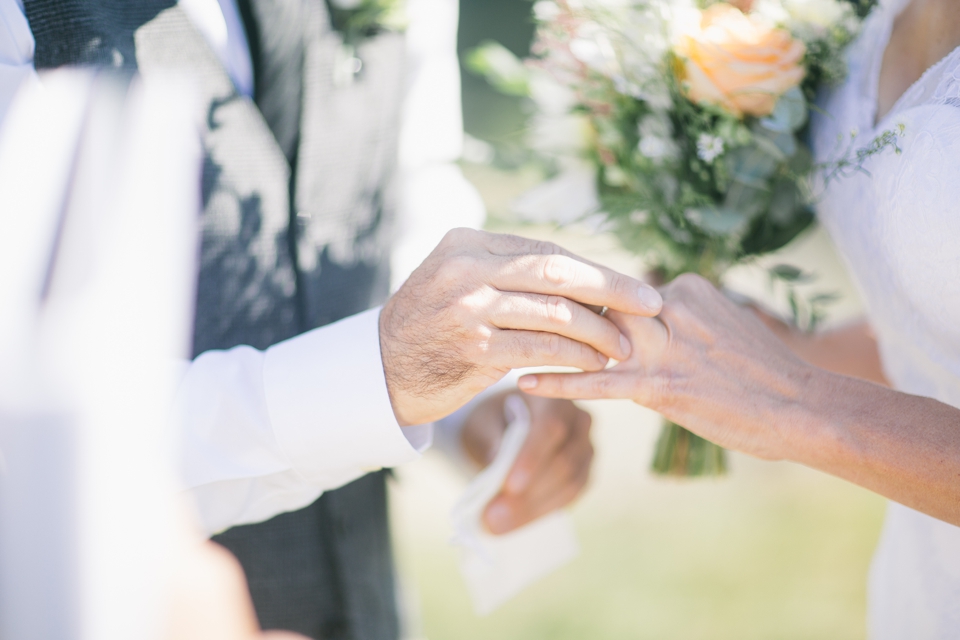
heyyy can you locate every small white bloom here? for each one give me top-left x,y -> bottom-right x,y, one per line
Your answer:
629,209 -> 650,224
757,0 -> 856,38
696,133 -> 725,163
570,24 -> 620,78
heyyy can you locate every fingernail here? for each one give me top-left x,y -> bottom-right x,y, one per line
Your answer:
518,376 -> 538,390
619,334 -> 632,359
507,469 -> 530,493
638,285 -> 663,312
485,502 -> 512,534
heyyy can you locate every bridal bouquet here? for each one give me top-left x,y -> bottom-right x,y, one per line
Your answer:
471,0 -> 876,476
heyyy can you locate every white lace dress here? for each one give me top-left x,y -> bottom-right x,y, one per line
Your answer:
811,0 -> 960,636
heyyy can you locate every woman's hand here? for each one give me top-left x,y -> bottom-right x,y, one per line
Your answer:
519,274 -> 960,527
460,391 -> 593,534
518,274 -> 816,461
750,306 -> 889,386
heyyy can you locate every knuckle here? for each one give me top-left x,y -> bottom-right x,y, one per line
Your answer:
607,270 -> 633,298
540,255 -> 575,287
672,273 -> 711,299
589,374 -> 613,396
441,227 -> 474,246
531,239 -> 564,256
542,332 -> 564,358
545,295 -> 573,325
438,255 -> 477,286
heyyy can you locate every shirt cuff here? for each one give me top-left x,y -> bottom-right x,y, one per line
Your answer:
262,307 -> 430,483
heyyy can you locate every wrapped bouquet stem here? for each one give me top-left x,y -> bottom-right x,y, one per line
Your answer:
653,421 -> 728,476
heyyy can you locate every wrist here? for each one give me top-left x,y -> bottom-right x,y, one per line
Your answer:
781,366 -> 861,470
378,305 -> 413,427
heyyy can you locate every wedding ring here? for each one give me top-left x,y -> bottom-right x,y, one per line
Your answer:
599,306 -> 609,317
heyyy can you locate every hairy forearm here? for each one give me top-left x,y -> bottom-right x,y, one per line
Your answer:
792,370 -> 960,526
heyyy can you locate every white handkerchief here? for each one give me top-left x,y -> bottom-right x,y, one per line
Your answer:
451,395 -> 580,615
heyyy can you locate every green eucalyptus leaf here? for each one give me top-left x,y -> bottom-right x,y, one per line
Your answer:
760,87 -> 808,133
768,180 -> 801,224
685,206 -> 749,236
466,41 -> 530,97
725,145 -> 778,187
723,180 -> 767,219
770,264 -> 809,282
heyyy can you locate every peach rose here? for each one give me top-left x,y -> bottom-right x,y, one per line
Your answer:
675,4 -> 806,117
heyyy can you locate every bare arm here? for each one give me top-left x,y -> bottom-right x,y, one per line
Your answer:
755,313 -> 889,386
520,275 -> 960,527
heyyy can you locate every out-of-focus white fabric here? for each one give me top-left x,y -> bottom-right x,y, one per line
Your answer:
450,395 -> 579,615
179,308 -> 432,535
0,69 -> 200,640
0,0 -> 499,536
391,0 -> 486,290
811,0 -> 960,636
0,0 -> 38,126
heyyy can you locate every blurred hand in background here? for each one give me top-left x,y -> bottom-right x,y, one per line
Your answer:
459,391 -> 594,535
167,534 -> 307,640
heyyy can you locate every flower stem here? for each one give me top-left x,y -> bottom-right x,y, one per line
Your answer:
651,420 -> 727,477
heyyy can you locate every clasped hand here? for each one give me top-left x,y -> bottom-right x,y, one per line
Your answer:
518,273 -> 814,462
379,228 -> 664,427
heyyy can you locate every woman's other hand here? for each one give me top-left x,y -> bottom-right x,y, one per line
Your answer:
460,391 -> 593,535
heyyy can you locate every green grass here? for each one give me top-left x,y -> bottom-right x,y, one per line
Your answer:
393,413 -> 885,640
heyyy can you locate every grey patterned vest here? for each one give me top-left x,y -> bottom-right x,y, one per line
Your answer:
24,1 -> 404,638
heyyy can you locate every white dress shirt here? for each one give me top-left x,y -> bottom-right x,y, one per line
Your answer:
0,0 -> 486,535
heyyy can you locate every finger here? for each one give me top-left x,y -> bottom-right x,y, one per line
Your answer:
503,409 -> 573,495
490,292 -> 631,360
518,370 -> 646,402
491,253 -> 663,316
489,330 -> 610,372
504,403 -> 591,494
460,393 -> 509,467
485,442 -> 593,534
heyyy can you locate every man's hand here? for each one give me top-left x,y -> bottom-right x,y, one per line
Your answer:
379,229 -> 663,426
460,391 -> 593,535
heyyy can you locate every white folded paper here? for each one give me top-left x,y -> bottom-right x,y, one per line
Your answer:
450,395 -> 580,615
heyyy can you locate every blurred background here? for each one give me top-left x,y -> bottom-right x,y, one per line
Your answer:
388,1 -> 888,638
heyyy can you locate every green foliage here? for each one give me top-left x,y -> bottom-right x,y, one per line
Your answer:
326,0 -> 405,45
466,41 -> 532,97
821,123 -> 906,185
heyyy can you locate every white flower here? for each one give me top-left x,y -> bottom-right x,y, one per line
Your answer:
570,22 -> 620,78
532,0 -> 560,22
696,133 -> 725,163
529,112 -> 593,155
755,0 -> 856,37
529,72 -> 577,116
